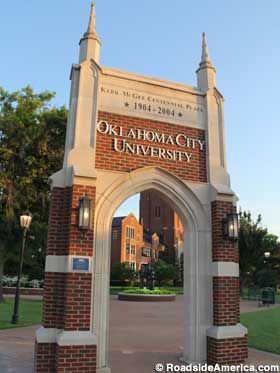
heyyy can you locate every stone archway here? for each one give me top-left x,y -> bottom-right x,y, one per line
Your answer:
92,167 -> 212,372
34,4 -> 249,371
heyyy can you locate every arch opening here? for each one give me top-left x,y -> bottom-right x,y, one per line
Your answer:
92,167 -> 212,371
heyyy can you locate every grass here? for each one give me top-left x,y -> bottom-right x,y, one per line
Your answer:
240,307 -> 280,354
0,298 -> 42,329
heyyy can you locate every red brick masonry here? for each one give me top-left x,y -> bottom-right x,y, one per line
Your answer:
96,111 -> 207,182
56,345 -> 97,373
35,184 -> 96,373
209,200 -> 247,365
47,186 -> 96,257
207,336 -> 248,365
35,342 -> 56,373
213,277 -> 240,326
43,272 -> 92,331
35,342 -> 97,373
211,200 -> 239,263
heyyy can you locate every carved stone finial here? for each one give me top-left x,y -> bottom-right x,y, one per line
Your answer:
86,1 -> 96,35
201,32 -> 211,63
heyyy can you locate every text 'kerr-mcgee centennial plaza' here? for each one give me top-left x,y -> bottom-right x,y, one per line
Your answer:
34,2 -> 248,372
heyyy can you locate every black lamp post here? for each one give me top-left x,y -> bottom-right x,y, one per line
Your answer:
223,212 -> 239,240
78,196 -> 92,230
11,212 -> 32,324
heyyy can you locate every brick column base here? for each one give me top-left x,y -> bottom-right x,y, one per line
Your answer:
207,336 -> 248,365
56,344 -> 97,372
35,328 -> 98,373
35,341 -> 97,373
35,341 -> 56,373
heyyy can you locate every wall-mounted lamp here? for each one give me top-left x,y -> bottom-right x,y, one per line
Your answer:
223,212 -> 239,240
264,251 -> 271,259
78,196 -> 92,230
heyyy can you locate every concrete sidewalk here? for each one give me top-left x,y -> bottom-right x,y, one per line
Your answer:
0,298 -> 279,372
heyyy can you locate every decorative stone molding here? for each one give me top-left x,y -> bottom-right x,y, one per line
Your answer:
212,262 -> 239,277
57,331 -> 98,346
45,255 -> 93,273
36,327 -> 98,346
93,166 -> 212,367
36,327 -> 58,344
207,324 -> 247,340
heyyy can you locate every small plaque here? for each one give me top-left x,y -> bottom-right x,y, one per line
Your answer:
72,258 -> 90,271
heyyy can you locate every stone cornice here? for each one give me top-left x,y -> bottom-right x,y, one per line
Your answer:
101,66 -> 204,97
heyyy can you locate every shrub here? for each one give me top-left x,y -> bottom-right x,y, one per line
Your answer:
2,276 -> 43,288
154,260 -> 176,286
110,262 -> 136,285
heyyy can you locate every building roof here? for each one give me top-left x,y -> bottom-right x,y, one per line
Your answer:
144,230 -> 165,246
112,216 -> 126,227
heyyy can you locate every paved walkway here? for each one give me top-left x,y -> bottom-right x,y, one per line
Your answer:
0,298 -> 279,372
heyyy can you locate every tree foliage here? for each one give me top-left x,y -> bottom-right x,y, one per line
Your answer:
154,259 -> 176,286
0,86 -> 67,301
110,262 -> 136,285
239,211 -> 280,289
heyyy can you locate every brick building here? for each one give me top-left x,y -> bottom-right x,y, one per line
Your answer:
140,189 -> 184,261
111,213 -> 163,271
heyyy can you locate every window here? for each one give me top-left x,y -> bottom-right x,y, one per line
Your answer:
126,242 -> 130,255
112,230 -> 118,240
155,206 -> 161,218
130,262 -> 136,271
126,226 -> 135,239
142,248 -> 151,257
131,244 -> 136,256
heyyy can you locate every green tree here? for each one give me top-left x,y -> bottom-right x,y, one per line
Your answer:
110,262 -> 136,285
154,259 -> 176,287
239,211 -> 280,289
0,86 -> 67,302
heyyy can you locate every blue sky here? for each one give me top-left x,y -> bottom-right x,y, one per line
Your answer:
1,1 -> 279,237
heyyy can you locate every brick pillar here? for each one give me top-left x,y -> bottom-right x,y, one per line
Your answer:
35,184 -> 97,373
207,200 -> 248,365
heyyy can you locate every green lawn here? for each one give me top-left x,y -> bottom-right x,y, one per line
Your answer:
241,307 -> 280,354
0,299 -> 42,329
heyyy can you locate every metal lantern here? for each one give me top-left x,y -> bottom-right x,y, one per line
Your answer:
20,212 -> 32,230
223,212 -> 239,240
264,252 -> 271,259
78,196 -> 92,230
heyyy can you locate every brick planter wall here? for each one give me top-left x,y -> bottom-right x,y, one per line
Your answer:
3,287 -> 43,296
